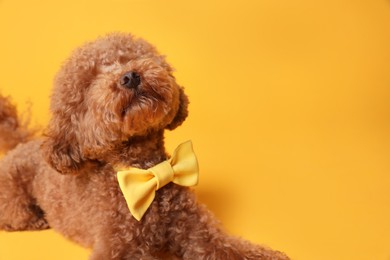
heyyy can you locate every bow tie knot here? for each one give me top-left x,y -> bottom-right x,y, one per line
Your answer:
116,141 -> 199,221
150,160 -> 174,189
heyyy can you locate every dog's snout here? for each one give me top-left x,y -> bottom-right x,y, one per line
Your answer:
120,71 -> 141,89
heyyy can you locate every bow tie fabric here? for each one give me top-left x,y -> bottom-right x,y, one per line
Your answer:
116,141 -> 199,221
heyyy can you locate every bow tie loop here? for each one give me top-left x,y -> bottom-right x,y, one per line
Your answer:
117,141 -> 199,221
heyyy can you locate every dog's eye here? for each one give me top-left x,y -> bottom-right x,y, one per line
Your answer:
119,56 -> 129,64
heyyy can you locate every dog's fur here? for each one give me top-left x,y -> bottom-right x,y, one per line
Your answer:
0,33 -> 288,259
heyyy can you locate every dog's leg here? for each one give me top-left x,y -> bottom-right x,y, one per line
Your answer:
89,245 -> 162,260
169,218 -> 288,259
170,217 -> 289,260
161,188 -> 289,260
0,143 -> 49,231
89,236 -> 162,260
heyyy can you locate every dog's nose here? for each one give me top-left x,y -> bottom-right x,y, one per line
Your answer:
120,71 -> 141,89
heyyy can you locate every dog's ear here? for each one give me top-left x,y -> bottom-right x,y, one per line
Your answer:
41,114 -> 87,175
40,44 -> 98,175
166,87 -> 189,130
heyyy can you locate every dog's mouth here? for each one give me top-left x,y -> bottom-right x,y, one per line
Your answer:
120,88 -> 163,118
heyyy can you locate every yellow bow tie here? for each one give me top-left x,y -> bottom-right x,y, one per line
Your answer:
116,141 -> 199,221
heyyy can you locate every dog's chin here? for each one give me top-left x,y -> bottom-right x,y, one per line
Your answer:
120,95 -> 173,137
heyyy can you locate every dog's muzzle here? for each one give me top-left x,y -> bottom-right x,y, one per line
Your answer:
120,71 -> 141,89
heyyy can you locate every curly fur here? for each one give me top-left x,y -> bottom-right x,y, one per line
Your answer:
0,33 -> 289,259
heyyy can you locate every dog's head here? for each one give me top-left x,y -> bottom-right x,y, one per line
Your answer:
42,33 -> 188,174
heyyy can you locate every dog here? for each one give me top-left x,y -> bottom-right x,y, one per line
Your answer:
0,33 -> 289,259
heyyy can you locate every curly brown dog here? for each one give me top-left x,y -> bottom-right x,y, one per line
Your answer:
0,33 -> 289,259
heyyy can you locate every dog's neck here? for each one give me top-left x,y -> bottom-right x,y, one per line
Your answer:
109,130 -> 168,170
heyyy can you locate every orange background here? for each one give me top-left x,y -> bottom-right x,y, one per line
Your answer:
0,0 -> 390,259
